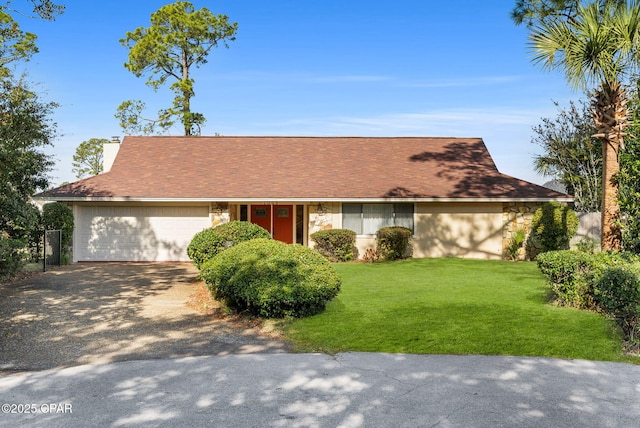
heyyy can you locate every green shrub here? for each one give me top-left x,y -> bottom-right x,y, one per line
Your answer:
536,250 -> 640,309
527,202 -> 579,258
594,266 -> 640,344
505,228 -> 527,261
575,237 -> 598,254
42,202 -> 74,261
536,250 -> 595,308
201,239 -> 341,318
311,229 -> 357,262
0,237 -> 26,277
187,221 -> 271,269
376,226 -> 413,260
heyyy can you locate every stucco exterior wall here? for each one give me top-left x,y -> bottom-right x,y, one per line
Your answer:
316,202 -> 509,260
413,202 -> 504,259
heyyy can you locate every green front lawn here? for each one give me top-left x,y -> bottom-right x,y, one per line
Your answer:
283,258 -> 635,362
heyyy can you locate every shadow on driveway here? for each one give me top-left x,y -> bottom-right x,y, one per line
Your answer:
0,263 -> 289,373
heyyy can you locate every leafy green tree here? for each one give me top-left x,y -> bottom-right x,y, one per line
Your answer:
0,1 -> 64,76
0,2 -> 62,275
532,99 -> 602,212
619,81 -> 640,252
72,138 -> 107,178
0,9 -> 37,75
511,0 -> 625,27
526,0 -> 640,251
117,1 -> 237,136
0,77 -> 57,241
1,81 -> 49,267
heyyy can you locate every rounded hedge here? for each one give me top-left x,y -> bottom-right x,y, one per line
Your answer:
376,226 -> 413,260
201,239 -> 341,318
187,221 -> 271,269
310,229 -> 357,262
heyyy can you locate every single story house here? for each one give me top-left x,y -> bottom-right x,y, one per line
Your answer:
35,136 -> 572,262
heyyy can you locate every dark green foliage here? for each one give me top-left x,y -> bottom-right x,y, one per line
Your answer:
536,250 -> 596,308
619,82 -> 640,253
527,202 -> 579,257
594,266 -> 640,343
42,202 -> 73,258
201,239 -> 341,318
537,249 -> 640,344
2,200 -> 41,249
187,221 -> 270,269
311,229 -> 356,262
376,226 -> 413,260
0,78 -> 56,240
1,77 -> 57,272
0,236 -> 26,277
536,250 -> 639,308
530,100 -> 602,212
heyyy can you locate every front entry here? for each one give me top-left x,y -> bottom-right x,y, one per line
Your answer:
250,205 -> 294,244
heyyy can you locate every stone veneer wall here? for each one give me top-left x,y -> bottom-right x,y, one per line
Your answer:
211,203 -> 231,227
502,202 -> 543,260
308,203 -> 334,236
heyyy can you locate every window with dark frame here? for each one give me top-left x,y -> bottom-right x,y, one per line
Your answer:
342,203 -> 414,235
254,207 -> 268,218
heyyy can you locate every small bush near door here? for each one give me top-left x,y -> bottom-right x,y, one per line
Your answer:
187,221 -> 271,269
376,226 -> 413,260
201,239 -> 341,318
311,229 -> 357,262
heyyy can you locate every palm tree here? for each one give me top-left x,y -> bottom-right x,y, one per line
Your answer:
529,0 -> 640,251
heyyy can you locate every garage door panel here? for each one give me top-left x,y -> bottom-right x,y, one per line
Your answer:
77,206 -> 210,262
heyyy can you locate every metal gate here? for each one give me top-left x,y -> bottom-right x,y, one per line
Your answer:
44,229 -> 62,271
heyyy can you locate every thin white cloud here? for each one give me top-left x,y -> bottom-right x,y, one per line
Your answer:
213,70 -> 391,84
238,108 -> 540,136
395,76 -> 525,88
212,71 -> 524,88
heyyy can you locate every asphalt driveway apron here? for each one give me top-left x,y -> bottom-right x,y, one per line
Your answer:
0,263 -> 289,373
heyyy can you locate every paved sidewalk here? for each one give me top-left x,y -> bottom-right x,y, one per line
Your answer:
1,353 -> 639,427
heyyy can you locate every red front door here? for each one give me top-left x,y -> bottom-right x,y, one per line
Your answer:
250,205 -> 271,237
250,205 -> 294,244
273,205 -> 293,244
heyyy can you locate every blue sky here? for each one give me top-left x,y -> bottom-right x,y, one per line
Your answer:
17,0 -> 579,187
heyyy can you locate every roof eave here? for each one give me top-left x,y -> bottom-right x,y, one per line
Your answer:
32,196 -> 574,203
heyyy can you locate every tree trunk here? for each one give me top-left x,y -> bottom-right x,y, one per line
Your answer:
601,139 -> 622,251
592,81 -> 627,251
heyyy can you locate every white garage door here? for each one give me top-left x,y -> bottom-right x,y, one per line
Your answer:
76,205 -> 211,262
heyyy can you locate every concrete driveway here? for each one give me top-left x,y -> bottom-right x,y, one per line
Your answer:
2,264 -> 640,427
1,353 -> 639,427
0,263 -> 289,372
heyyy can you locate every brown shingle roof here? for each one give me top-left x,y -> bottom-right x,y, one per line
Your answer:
38,136 -> 571,201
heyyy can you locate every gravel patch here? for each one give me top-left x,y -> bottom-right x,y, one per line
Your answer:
0,263 -> 290,374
